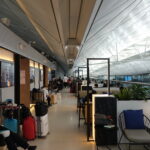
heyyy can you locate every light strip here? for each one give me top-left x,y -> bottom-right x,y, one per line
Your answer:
0,48 -> 14,62
40,64 -> 43,70
35,62 -> 39,69
92,94 -> 110,141
29,60 -> 34,67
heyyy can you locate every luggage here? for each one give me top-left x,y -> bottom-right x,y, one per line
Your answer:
36,114 -> 49,137
35,102 -> 48,117
22,116 -> 36,140
20,104 -> 31,124
50,94 -> 57,104
0,145 -> 7,150
3,118 -> 18,133
32,88 -> 44,102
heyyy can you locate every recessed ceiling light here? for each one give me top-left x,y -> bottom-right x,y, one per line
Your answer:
1,17 -> 11,26
41,51 -> 45,55
76,46 -> 80,50
65,45 -> 68,49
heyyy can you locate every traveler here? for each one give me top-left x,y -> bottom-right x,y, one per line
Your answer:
41,87 -> 51,106
63,75 -> 68,88
0,125 -> 36,150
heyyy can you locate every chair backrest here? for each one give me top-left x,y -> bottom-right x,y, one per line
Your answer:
119,111 -> 150,131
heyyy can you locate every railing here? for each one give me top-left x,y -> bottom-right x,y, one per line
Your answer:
112,80 -> 150,86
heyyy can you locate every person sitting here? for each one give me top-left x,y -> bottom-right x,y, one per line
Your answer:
0,125 -> 36,150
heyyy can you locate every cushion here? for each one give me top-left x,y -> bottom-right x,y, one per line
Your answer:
123,110 -> 145,129
125,129 -> 150,143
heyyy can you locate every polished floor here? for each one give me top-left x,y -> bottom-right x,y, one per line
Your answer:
28,89 -> 145,150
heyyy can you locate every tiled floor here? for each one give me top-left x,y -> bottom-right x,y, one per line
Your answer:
28,89 -> 145,150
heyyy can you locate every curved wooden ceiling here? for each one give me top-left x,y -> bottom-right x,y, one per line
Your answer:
16,0 -> 96,69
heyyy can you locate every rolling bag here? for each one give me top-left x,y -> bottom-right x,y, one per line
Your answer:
35,102 -> 48,117
50,94 -> 57,104
22,116 -> 36,140
36,114 -> 49,137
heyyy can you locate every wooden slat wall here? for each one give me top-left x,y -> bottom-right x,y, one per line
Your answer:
20,57 -> 30,107
44,66 -> 48,87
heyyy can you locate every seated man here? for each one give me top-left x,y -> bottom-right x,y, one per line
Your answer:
0,125 -> 36,150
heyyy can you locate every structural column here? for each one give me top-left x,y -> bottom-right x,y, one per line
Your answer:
14,54 -> 20,105
20,57 -> 30,107
43,66 -> 48,87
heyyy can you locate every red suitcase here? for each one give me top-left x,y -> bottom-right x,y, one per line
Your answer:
22,116 -> 36,140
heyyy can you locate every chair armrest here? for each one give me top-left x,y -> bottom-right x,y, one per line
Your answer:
145,126 -> 150,133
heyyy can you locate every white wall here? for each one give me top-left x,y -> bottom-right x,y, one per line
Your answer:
1,86 -> 14,103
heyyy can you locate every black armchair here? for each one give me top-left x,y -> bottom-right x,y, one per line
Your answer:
118,111 -> 150,150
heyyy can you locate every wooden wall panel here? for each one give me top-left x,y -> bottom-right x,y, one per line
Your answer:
20,57 -> 30,107
44,66 -> 48,87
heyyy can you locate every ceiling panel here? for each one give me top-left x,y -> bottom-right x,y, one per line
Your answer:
74,0 -> 150,76
0,0 -> 54,56
69,0 -> 82,38
17,0 -> 60,41
16,0 -> 96,70
76,0 -> 96,43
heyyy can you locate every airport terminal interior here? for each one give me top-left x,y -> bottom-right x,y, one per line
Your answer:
1,0 -> 150,150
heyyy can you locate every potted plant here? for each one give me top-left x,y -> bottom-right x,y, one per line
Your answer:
130,84 -> 149,100
115,88 -> 132,100
115,84 -> 149,100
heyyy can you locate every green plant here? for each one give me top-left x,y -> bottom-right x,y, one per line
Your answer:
115,88 -> 132,100
115,84 -> 150,100
130,84 -> 148,100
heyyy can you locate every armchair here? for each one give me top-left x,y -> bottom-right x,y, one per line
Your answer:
118,110 -> 150,150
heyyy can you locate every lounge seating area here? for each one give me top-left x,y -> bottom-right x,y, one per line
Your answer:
118,110 -> 150,150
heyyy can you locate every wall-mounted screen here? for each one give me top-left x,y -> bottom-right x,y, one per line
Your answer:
0,62 -> 14,87
48,71 -> 51,81
30,67 -> 35,83
51,70 -> 55,78
40,69 -> 43,81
